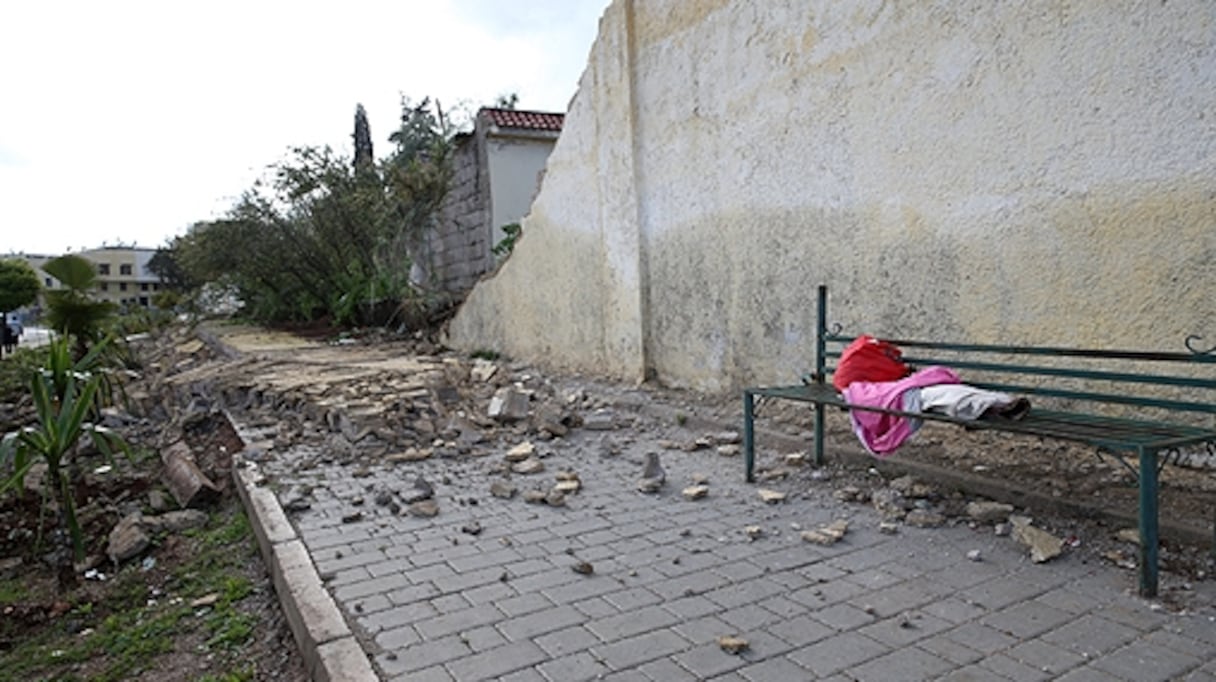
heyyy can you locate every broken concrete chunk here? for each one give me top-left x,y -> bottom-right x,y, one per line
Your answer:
904,509 -> 945,528
682,485 -> 709,500
713,431 -> 742,445
107,513 -> 151,563
401,477 -> 434,504
834,486 -> 867,503
522,489 -> 548,504
490,480 -> 517,499
784,452 -> 807,466
1011,518 -> 1064,563
757,489 -> 786,504
488,388 -> 530,422
717,444 -> 741,457
512,457 -> 545,475
407,499 -> 440,517
553,479 -> 582,494
386,447 -> 432,463
582,410 -> 615,431
471,359 -> 498,382
801,520 -> 849,545
717,635 -> 749,655
637,452 -> 666,493
504,441 -> 536,462
744,525 -> 764,541
545,489 -> 567,507
966,501 -> 1015,524
1115,528 -> 1141,545
878,521 -> 900,535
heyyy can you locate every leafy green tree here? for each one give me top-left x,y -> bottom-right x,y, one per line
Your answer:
42,255 -> 117,359
0,259 -> 41,360
177,97 -> 456,327
147,245 -> 191,291
353,103 -> 374,171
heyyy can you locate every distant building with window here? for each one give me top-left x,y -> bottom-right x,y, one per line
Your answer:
8,246 -> 163,310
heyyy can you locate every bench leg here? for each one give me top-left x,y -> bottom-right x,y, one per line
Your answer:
743,391 -> 755,483
1137,447 -> 1160,598
813,404 -> 825,467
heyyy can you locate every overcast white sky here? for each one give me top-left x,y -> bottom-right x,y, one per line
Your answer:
0,0 -> 609,255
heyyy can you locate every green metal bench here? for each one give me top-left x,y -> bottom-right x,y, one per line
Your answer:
742,285 -> 1216,597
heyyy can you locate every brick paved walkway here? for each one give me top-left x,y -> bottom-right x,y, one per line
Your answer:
245,415 -> 1216,680
204,327 -> 1216,681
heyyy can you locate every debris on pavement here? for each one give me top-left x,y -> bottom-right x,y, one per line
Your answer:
801,520 -> 849,545
717,635 -> 749,655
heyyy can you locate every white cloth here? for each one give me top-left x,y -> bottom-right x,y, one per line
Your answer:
918,384 -> 1017,421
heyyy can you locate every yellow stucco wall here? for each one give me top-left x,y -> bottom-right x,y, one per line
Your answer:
449,0 -> 1216,392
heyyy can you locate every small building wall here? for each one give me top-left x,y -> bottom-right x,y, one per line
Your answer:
449,0 -> 1216,391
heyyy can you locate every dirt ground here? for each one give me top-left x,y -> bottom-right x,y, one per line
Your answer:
0,367 -> 306,682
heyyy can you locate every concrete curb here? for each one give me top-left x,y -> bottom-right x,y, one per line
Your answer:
232,450 -> 379,681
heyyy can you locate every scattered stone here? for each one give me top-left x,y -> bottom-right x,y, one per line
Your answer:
744,525 -> 764,541
386,447 -> 433,463
407,499 -> 440,518
801,520 -> 849,545
754,489 -> 783,504
966,501 -> 1015,524
150,510 -> 208,532
374,490 -> 394,506
461,521 -> 482,536
490,480 -> 518,499
637,452 -> 666,493
1103,549 -> 1137,570
488,388 -> 530,422
341,511 -> 364,524
107,513 -> 151,563
1011,517 -> 1064,563
147,490 -> 171,513
554,479 -> 582,494
871,488 -> 909,517
471,359 -> 498,382
717,635 -> 749,655
512,457 -> 545,475
583,411 -> 615,431
810,468 -> 831,482
785,452 -> 807,466
834,486 -> 866,503
190,593 -> 220,609
401,477 -> 434,504
716,444 -> 741,457
545,489 -> 567,507
504,442 -> 536,462
905,510 -> 945,528
1115,528 -> 1141,545
351,496 -> 365,507
682,485 -> 709,501
523,490 -> 548,504
994,522 -> 1013,537
966,549 -> 983,562
690,473 -> 710,485
889,475 -> 936,498
658,440 -> 682,450
572,561 -> 594,575
878,521 -> 900,535
713,431 -> 742,445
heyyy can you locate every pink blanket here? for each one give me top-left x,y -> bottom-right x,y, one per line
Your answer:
841,365 -> 961,456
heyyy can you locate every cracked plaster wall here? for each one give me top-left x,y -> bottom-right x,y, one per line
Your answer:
448,0 -> 1216,393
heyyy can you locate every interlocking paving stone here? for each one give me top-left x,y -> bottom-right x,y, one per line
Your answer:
787,631 -> 892,677
227,345 -> 1216,681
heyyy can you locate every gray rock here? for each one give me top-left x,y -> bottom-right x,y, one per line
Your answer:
637,452 -> 666,493
582,410 -> 615,431
490,480 -> 517,499
107,513 -> 151,563
1012,518 -> 1064,563
905,509 -> 945,528
488,388 -> 530,422
401,476 -> 434,504
407,499 -> 440,517
966,501 -> 1015,524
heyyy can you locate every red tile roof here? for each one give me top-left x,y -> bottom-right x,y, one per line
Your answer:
480,107 -> 564,132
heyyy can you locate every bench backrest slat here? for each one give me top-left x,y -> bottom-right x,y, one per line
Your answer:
814,285 -> 1215,420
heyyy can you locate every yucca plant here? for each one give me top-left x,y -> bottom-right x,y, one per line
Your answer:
0,337 -> 131,591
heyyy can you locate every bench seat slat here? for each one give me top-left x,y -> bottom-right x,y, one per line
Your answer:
746,384 -> 1216,451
